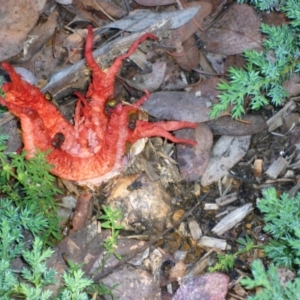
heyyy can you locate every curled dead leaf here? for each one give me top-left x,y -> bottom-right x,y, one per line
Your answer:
176,123 -> 213,181
127,61 -> 167,92
201,135 -> 251,186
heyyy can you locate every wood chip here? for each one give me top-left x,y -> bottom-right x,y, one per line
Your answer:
203,203 -> 219,210
187,217 -> 202,240
212,203 -> 253,236
185,249 -> 215,278
267,100 -> 296,132
198,236 -> 229,250
253,159 -> 263,178
201,135 -> 251,186
265,156 -> 288,179
215,192 -> 238,206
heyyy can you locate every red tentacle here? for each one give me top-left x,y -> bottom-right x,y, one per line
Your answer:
106,33 -> 158,81
129,121 -> 197,146
84,25 -> 106,79
1,27 -> 197,185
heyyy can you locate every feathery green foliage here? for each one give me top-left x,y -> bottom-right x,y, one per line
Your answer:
94,204 -> 125,296
58,261 -> 93,300
241,188 -> 300,298
241,260 -> 300,300
0,200 -> 50,299
257,188 -> 300,270
209,235 -> 257,272
99,205 -> 124,260
211,0 -> 300,119
0,198 -> 119,299
0,137 -> 62,242
237,0 -> 286,10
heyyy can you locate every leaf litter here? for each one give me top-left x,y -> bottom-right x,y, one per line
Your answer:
0,1 -> 299,299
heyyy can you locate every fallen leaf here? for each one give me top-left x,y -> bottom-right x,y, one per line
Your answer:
201,135 -> 251,186
261,10 -> 289,26
160,62 -> 187,91
170,2 -> 212,43
84,0 -> 127,19
55,0 -> 72,4
171,36 -> 200,71
135,0 -> 176,6
127,61 -> 167,91
173,273 -> 229,300
206,115 -> 268,136
169,260 -> 186,282
63,29 -> 88,64
201,4 -> 262,55
176,124 -> 213,181
190,77 -> 223,101
224,53 -> 247,72
283,74 -> 300,97
0,0 -> 45,61
143,91 -> 215,122
63,0 -> 99,26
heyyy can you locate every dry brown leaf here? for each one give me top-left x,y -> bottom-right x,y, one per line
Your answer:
56,0 -> 72,4
169,260 -> 187,281
143,91 -> 217,123
63,29 -> 88,64
135,0 -> 176,5
170,2 -> 212,44
84,0 -> 127,19
261,11 -> 288,26
0,0 -> 45,61
190,77 -> 223,101
127,61 -> 167,92
176,124 -> 213,181
206,114 -> 268,136
224,53 -> 247,72
171,36 -> 200,71
201,4 -> 262,55
283,74 -> 300,97
201,135 -> 251,186
55,0 -> 73,5
63,0 -> 99,25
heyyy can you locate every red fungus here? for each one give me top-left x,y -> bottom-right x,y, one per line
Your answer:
0,26 -> 197,185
